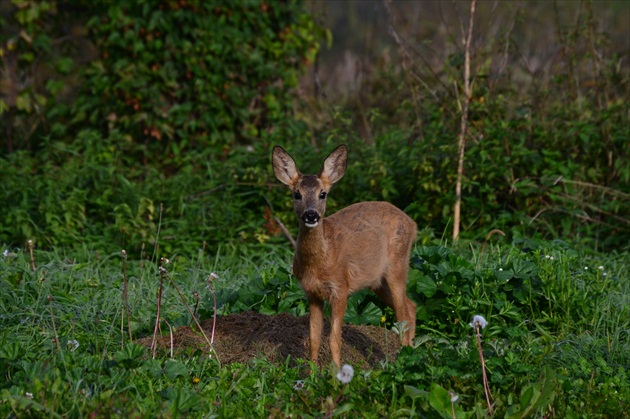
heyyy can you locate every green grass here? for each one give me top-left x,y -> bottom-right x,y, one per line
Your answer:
1,238 -> 628,417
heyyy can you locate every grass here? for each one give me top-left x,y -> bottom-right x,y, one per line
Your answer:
0,238 -> 628,417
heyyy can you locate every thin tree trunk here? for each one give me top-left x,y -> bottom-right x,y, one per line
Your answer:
453,0 -> 477,242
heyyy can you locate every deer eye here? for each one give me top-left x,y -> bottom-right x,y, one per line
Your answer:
319,191 -> 327,200
293,191 -> 302,200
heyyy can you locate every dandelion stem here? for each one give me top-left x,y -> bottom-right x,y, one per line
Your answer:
476,323 -> 494,415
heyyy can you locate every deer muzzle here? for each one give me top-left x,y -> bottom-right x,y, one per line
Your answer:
301,209 -> 320,228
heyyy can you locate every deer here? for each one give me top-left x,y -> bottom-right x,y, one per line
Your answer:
272,144 -> 417,367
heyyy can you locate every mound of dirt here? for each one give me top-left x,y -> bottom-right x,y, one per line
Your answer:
137,311 -> 402,367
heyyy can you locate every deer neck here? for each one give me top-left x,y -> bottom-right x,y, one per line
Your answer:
296,222 -> 329,267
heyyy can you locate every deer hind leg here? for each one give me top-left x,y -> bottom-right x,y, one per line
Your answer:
378,263 -> 416,346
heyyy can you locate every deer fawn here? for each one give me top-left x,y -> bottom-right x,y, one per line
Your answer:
272,144 -> 417,367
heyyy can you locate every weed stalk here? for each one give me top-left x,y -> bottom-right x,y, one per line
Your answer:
161,263 -> 220,363
453,0 -> 477,241
207,273 -> 219,345
28,239 -> 36,271
48,294 -> 61,353
150,258 -> 165,359
191,291 -> 200,327
121,249 -> 132,346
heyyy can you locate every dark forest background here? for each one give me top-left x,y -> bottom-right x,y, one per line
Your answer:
1,0 -> 628,254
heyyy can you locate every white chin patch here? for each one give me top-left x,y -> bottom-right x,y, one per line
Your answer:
305,222 -> 318,228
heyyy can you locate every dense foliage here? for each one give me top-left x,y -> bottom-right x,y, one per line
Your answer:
1,0 -> 319,253
1,1 -> 627,255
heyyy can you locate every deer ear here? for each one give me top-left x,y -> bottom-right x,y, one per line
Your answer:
319,144 -> 347,185
272,146 -> 301,187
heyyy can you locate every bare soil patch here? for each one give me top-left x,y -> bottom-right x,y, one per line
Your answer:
137,311 -> 401,368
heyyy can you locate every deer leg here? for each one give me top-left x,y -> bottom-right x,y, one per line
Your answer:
404,296 -> 416,345
307,298 -> 324,362
379,268 -> 416,346
329,295 -> 348,367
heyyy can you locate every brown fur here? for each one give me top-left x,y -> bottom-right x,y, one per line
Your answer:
272,144 -> 417,367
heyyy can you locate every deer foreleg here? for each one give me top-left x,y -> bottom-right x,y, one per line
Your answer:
308,298 -> 324,362
329,296 -> 348,367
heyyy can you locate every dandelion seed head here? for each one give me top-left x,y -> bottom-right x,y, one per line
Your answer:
336,364 -> 354,384
598,266 -> 604,270
449,392 -> 459,403
469,315 -> 488,329
499,268 -> 503,272
584,267 -> 588,270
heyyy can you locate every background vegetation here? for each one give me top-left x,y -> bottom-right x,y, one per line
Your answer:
1,0 -> 628,417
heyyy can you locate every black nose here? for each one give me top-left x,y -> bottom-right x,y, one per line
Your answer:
301,210 -> 320,225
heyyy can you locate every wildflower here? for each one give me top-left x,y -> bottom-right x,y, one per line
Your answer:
293,380 -> 305,390
336,364 -> 354,384
25,392 -> 33,399
469,315 -> 488,329
499,268 -> 503,271
381,316 -> 386,324
598,266 -> 604,270
67,339 -> 79,351
192,377 -> 200,384
449,392 -> 459,403
210,272 -> 219,281
584,267 -> 588,270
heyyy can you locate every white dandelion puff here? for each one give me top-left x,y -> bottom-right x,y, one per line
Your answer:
469,315 -> 488,329
336,364 -> 354,384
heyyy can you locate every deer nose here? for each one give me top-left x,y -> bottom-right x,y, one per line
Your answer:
301,210 -> 320,228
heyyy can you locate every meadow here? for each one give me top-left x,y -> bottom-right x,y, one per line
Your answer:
1,235 -> 628,417
1,1 -> 629,417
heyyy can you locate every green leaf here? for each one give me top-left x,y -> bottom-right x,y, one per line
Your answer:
428,383 -> 458,419
164,360 -> 188,380
505,366 -> 556,418
412,270 -> 438,298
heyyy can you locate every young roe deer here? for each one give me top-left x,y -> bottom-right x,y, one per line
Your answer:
272,144 -> 417,367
